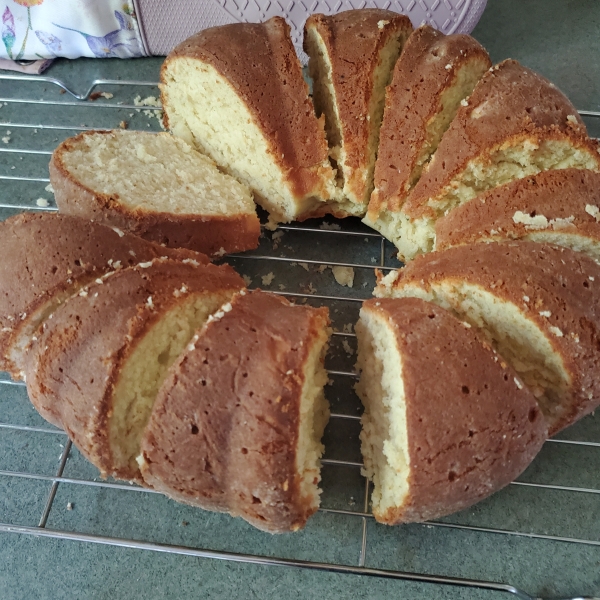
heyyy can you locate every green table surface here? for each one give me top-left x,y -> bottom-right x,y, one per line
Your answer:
0,1 -> 599,598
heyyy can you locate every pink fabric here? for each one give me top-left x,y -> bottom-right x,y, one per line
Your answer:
135,0 -> 487,60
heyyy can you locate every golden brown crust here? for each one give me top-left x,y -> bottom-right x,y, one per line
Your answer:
368,26 -> 491,219
378,242 -> 600,434
304,10 -> 413,208
50,131 -> 260,257
0,212 -> 208,378
362,297 -> 546,524
161,17 -> 333,202
139,290 -> 330,533
404,59 -> 599,219
24,259 -> 245,481
435,168 -> 600,252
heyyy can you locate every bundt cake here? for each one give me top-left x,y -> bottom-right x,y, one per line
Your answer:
160,17 -> 337,225
375,241 -> 600,435
50,130 -> 260,257
356,297 -> 546,524
25,258 -> 245,482
0,212 -> 208,380
304,9 -> 413,217
388,59 -> 600,262
435,168 -> 600,261
364,25 -> 491,236
138,289 -> 331,533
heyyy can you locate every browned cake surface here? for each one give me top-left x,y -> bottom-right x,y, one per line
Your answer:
305,9 -> 413,209
162,17 -> 332,201
362,297 -> 546,524
436,168 -> 600,251
25,259 -> 244,480
368,26 -> 490,218
0,212 -> 207,377
404,59 -> 596,219
379,242 -> 600,434
140,290 -> 329,533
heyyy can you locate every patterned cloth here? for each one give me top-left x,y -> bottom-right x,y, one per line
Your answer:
1,0 -> 147,60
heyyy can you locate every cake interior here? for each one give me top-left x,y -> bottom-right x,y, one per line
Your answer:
393,137 -> 600,261
525,231 -> 600,263
384,278 -> 570,428
365,55 -> 490,231
305,24 -> 407,212
109,290 -> 237,477
161,59 -> 332,222
60,130 -> 255,217
355,308 -> 410,517
294,324 -> 331,520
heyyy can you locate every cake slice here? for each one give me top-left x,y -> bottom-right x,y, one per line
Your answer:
364,26 -> 491,235
435,168 -> 600,261
304,9 -> 413,217
25,259 -> 245,482
375,241 -> 600,435
0,212 -> 208,380
356,297 -> 546,524
50,130 -> 259,257
390,59 -> 600,262
139,290 -> 331,533
160,17 -> 337,225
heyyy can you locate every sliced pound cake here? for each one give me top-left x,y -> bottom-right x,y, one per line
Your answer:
391,60 -> 600,262
375,242 -> 600,435
436,168 -> 600,261
0,212 -> 208,380
160,18 -> 337,225
304,9 -> 413,217
50,130 -> 260,258
356,297 -> 546,524
139,290 -> 331,533
364,26 -> 491,236
25,259 -> 244,481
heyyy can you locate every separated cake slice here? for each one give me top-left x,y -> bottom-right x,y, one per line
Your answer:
160,17 -> 337,225
364,26 -> 491,236
390,59 -> 600,262
435,168 -> 600,260
50,130 -> 260,257
304,9 -> 413,217
25,259 -> 245,482
139,290 -> 331,533
375,242 -> 600,435
356,297 -> 546,524
0,212 -> 208,380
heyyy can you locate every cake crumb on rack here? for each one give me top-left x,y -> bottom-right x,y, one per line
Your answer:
35,198 -> 49,207
242,274 -> 252,287
261,272 -> 275,286
332,266 -> 354,287
342,340 -> 354,356
66,502 -> 73,510
320,222 -> 341,231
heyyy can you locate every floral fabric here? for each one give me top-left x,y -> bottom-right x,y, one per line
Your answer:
1,0 -> 147,60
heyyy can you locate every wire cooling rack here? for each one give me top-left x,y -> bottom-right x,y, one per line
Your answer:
0,71 -> 599,600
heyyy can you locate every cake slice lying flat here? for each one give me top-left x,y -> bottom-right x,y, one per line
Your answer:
392,60 -> 600,262
356,297 -> 546,524
25,259 -> 244,482
364,25 -> 491,235
304,9 -> 413,217
0,212 -> 207,380
161,17 -> 337,225
50,130 -> 259,257
139,290 -> 331,533
375,242 -> 600,435
436,168 -> 600,261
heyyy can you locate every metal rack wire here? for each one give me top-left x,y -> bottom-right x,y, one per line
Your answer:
0,73 -> 599,600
